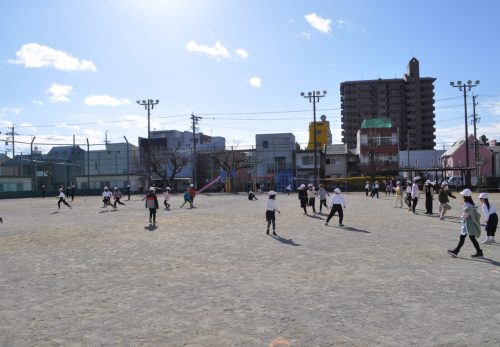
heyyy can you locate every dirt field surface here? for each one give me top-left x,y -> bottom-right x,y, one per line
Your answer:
1,191 -> 499,346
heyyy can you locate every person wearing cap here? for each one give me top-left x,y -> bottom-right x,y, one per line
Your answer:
57,187 -> 72,210
394,181 -> 403,208
370,181 -> 379,199
248,190 -> 258,201
265,190 -> 280,235
404,181 -> 412,210
163,187 -> 172,209
298,184 -> 308,215
478,192 -> 497,244
438,182 -> 456,220
410,177 -> 420,214
112,187 -> 126,208
180,188 -> 193,208
126,184 -> 132,201
318,184 -> 329,213
285,184 -> 292,195
447,189 -> 483,258
364,181 -> 370,197
424,180 -> 434,215
307,184 -> 317,214
102,187 -> 113,208
325,188 -> 346,227
145,187 -> 159,224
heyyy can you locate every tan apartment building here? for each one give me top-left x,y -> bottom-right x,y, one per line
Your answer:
340,58 -> 436,151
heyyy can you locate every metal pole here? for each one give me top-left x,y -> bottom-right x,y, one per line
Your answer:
313,97 -> 317,186
463,87 -> 470,187
86,138 -> 90,191
31,137 -> 36,192
124,136 -> 130,185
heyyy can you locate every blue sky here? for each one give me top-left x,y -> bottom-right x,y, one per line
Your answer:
1,0 -> 500,155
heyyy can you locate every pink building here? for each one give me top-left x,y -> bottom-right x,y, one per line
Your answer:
441,135 -> 493,180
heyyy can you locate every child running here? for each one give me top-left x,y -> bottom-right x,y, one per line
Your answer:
478,192 -> 497,244
163,187 -> 171,209
180,188 -> 193,208
102,187 -> 113,208
307,184 -> 317,213
318,184 -> 329,213
325,188 -> 346,227
265,190 -> 280,235
57,187 -> 72,209
298,184 -> 308,215
113,187 -> 126,208
438,182 -> 456,220
145,187 -> 159,224
447,189 -> 483,258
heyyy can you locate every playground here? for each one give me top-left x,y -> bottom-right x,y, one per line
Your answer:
1,192 -> 499,346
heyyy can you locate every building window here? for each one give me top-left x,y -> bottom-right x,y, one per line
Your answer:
263,141 -> 269,149
302,156 -> 313,165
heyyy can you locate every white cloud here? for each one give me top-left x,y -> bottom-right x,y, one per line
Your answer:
298,32 -> 311,40
337,19 -> 366,33
235,48 -> 248,59
33,99 -> 44,106
249,76 -> 262,88
55,122 -> 80,130
84,95 -> 130,107
8,43 -> 97,72
487,100 -> 500,115
20,122 -> 38,132
186,40 -> 230,61
0,106 -> 22,115
47,83 -> 73,103
304,13 -> 332,34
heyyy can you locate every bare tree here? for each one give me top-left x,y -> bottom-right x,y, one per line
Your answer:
212,148 -> 254,191
165,144 -> 189,186
145,142 -> 189,187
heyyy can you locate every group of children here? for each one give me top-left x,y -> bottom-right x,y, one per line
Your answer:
264,184 -> 347,235
392,177 -> 497,257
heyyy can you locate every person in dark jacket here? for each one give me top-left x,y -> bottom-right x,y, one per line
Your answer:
424,180 -> 434,214
298,184 -> 308,215
144,187 -> 159,224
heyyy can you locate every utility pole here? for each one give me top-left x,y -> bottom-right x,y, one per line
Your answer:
137,99 -> 159,187
124,136 -> 130,186
300,90 -> 327,186
191,113 -> 202,187
407,130 -> 411,181
472,94 -> 481,190
31,136 -> 36,192
450,80 -> 480,187
5,125 -> 18,157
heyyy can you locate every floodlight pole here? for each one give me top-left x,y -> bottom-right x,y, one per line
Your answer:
300,90 -> 327,186
450,80 -> 479,188
137,99 -> 159,187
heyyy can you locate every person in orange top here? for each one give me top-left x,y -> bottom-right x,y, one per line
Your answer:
188,184 -> 197,207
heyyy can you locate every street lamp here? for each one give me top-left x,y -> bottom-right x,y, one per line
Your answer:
450,80 -> 479,187
137,99 -> 159,187
300,90 -> 327,186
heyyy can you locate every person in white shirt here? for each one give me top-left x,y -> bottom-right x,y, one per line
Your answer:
404,181 -> 412,210
102,187 -> 113,208
163,187 -> 171,209
57,187 -> 72,209
478,192 -> 497,244
325,188 -> 346,227
411,178 -> 419,213
265,190 -> 280,235
307,184 -> 317,213
365,181 -> 370,197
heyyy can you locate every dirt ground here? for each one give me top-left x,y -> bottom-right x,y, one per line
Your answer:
1,191 -> 499,346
